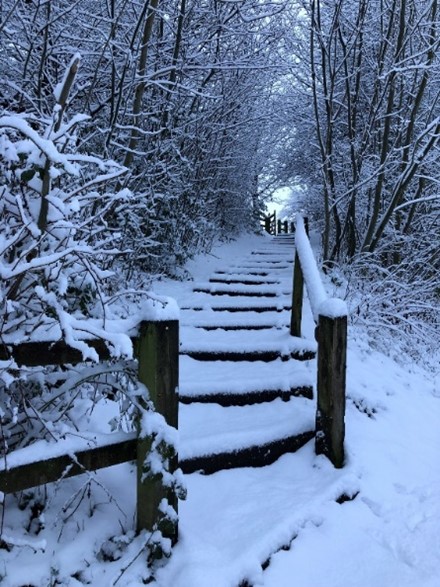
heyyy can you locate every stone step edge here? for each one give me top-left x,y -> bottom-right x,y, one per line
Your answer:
179,430 -> 314,475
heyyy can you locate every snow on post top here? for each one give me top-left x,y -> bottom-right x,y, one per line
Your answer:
318,297 -> 348,319
139,295 -> 179,322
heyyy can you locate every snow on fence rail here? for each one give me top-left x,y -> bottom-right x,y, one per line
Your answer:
290,215 -> 347,468
0,317 -> 180,548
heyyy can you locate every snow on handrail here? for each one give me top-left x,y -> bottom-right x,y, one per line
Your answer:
295,215 -> 348,321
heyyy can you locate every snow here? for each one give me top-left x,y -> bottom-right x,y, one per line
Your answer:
319,297 -> 348,318
180,308 -> 289,329
0,115 -> 78,174
295,215 -> 327,319
2,294 -> 178,353
0,431 -> 136,472
2,232 -> 440,587
180,397 -> 314,460
181,292 -> 292,311
180,326 -> 317,357
179,356 -> 312,398
193,281 -> 291,295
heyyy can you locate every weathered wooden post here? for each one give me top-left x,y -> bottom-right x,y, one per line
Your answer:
264,216 -> 271,234
290,221 -> 294,233
136,320 -> 179,541
283,220 -> 288,233
277,219 -> 282,235
315,311 -> 347,468
290,250 -> 304,337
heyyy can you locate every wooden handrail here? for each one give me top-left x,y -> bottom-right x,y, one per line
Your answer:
290,215 -> 347,468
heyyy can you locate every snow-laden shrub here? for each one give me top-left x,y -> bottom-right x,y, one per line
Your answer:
0,57 -> 185,578
329,244 -> 440,370
0,59 -> 134,448
0,56 -> 134,436
0,59 -> 131,364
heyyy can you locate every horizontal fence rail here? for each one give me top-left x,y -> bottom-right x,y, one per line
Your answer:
290,216 -> 347,468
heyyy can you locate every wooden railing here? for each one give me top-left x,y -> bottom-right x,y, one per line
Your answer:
260,212 -> 295,235
0,319 -> 179,543
290,216 -> 347,468
277,219 -> 295,234
260,211 -> 276,234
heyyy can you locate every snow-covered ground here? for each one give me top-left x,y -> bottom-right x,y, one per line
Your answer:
1,232 -> 439,586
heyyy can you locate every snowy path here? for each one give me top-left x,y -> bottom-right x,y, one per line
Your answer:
154,234 -> 359,586
155,234 -> 440,587
178,234 -> 317,473
2,233 -> 439,587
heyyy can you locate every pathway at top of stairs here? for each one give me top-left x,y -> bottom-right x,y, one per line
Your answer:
178,234 -> 317,474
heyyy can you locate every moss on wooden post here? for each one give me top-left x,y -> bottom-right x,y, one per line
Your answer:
136,320 -> 179,542
315,314 -> 347,468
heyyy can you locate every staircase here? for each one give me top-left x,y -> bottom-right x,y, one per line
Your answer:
178,235 -> 318,474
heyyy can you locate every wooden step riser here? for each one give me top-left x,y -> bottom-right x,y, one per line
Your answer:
180,431 -> 314,475
209,278 -> 280,286
179,386 -> 313,406
182,306 -> 292,313
180,350 -> 315,362
233,264 -> 292,269
193,289 -> 281,298
196,324 -> 276,331
251,252 -> 293,256
214,271 -> 270,276
245,260 -> 293,264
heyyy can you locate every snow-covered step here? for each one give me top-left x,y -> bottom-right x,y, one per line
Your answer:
180,292 -> 292,312
179,397 -> 315,474
251,250 -> 293,256
214,269 -> 270,276
271,237 -> 295,242
193,282 -> 291,297
179,326 -> 316,361
209,273 -> 281,285
230,263 -> 291,271
180,309 -> 289,330
179,356 -> 313,405
244,254 -> 293,269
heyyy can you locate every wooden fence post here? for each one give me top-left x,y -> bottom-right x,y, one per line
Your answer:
277,219 -> 281,235
264,216 -> 271,234
290,251 -> 304,337
315,314 -> 346,468
283,220 -> 288,233
290,221 -> 294,233
136,320 -> 179,542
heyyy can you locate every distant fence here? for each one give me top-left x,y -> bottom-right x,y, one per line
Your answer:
290,216 -> 347,468
260,211 -> 276,234
260,212 -> 295,235
0,319 -> 179,542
